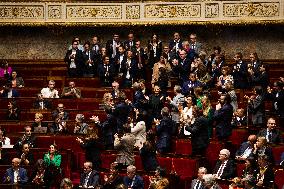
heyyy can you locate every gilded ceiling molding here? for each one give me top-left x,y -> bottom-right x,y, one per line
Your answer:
0,1 -> 283,25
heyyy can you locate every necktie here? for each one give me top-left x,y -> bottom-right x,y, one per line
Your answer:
268,132 -> 272,142
217,163 -> 225,178
195,180 -> 201,189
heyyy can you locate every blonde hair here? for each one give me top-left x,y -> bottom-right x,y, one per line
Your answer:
35,113 -> 43,119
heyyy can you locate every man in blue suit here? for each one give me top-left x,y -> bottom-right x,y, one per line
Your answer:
123,165 -> 144,189
235,135 -> 257,161
213,94 -> 234,141
3,158 -> 28,185
1,83 -> 19,98
155,107 -> 176,154
79,162 -> 100,188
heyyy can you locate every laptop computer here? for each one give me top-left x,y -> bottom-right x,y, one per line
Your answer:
34,127 -> 48,133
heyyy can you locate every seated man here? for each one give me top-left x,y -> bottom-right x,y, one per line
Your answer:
213,149 -> 236,180
231,108 -> 247,128
33,93 -> 52,110
13,126 -> 36,152
3,158 -> 28,185
257,117 -> 283,144
79,161 -> 100,188
190,167 -> 207,189
235,135 -> 257,161
31,112 -> 49,132
1,82 -> 19,98
123,165 -> 144,189
51,103 -> 69,134
61,81 -> 81,98
41,80 -> 59,98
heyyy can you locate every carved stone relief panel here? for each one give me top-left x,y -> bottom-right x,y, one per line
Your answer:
223,2 -> 279,17
126,5 -> 140,19
48,5 -> 62,19
0,5 -> 44,19
205,3 -> 219,18
66,5 -> 122,19
144,4 -> 201,18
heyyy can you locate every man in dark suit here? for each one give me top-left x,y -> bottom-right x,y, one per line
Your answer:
64,39 -> 85,77
257,117 -> 283,144
213,94 -> 234,141
3,158 -> 28,185
91,35 -> 101,54
213,149 -> 236,180
181,73 -> 203,96
172,49 -> 191,84
267,81 -> 284,123
1,83 -> 19,98
124,31 -> 136,51
13,126 -> 36,152
113,92 -> 131,133
248,52 -> 262,77
235,135 -> 257,160
97,56 -> 116,87
114,45 -> 126,78
232,52 -> 248,89
82,41 -> 97,77
106,33 -> 121,59
123,165 -> 144,189
169,32 -> 183,55
79,161 -> 100,188
190,167 -> 207,189
185,106 -> 209,156
133,41 -> 147,80
121,50 -> 138,88
33,93 -> 52,110
91,105 -> 118,150
155,107 -> 176,154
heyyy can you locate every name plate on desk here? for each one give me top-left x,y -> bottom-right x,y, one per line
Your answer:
2,145 -> 14,149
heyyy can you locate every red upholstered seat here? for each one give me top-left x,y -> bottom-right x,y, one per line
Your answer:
275,169 -> 284,189
236,162 -> 246,177
172,158 -> 197,188
101,153 -> 116,169
228,128 -> 249,147
157,157 -> 173,173
174,139 -> 192,155
272,145 -> 284,163
134,155 -> 143,171
206,141 -> 224,170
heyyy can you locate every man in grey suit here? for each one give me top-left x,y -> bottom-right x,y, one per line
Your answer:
189,33 -> 202,54
190,167 -> 207,189
246,86 -> 265,128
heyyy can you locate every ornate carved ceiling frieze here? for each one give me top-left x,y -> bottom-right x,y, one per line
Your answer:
0,0 -> 282,25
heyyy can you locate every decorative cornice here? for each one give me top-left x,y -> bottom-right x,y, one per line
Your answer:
0,1 -> 283,26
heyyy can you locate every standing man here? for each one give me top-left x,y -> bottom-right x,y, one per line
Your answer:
189,33 -> 202,54
106,33 -> 121,59
64,39 -> 85,77
213,94 -> 234,141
